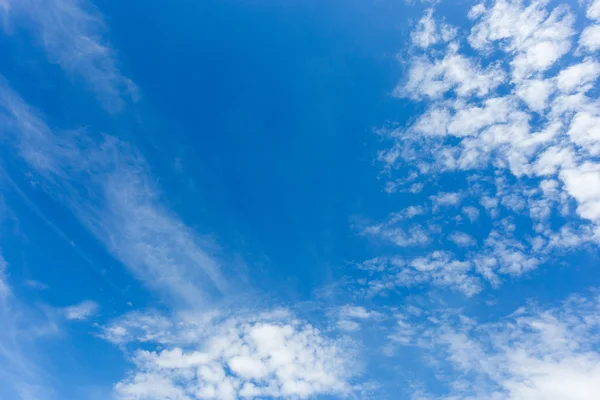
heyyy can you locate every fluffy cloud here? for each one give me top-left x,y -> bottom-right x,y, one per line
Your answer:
374,0 -> 600,295
103,310 -> 358,400
398,43 -> 505,100
411,8 -> 438,48
448,231 -> 475,247
468,0 -> 575,80
580,24 -> 600,52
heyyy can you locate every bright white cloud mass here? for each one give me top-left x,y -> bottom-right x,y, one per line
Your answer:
376,0 -> 600,295
104,310 -> 357,400
0,0 -> 600,399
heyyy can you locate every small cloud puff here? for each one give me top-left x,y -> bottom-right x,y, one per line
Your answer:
64,301 -> 99,321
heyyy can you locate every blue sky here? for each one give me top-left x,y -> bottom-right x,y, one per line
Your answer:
1,0 -> 600,399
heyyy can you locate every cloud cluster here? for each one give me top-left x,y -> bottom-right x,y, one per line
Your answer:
373,0 -> 600,294
395,291 -> 600,399
355,253 -> 481,297
103,310 -> 357,400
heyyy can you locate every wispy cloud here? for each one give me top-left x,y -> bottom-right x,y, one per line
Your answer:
0,254 -> 57,400
63,300 -> 98,321
0,78 -> 228,307
400,291 -> 600,399
1,0 -> 137,111
23,280 -> 49,291
351,253 -> 481,297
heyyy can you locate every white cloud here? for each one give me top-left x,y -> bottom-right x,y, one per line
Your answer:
468,4 -> 486,20
104,310 -> 358,400
556,59 -> 600,93
404,205 -> 426,219
0,255 -> 9,299
336,320 -> 361,332
580,24 -> 600,52
480,230 -> 540,276
448,231 -> 475,247
413,106 -> 451,136
560,163 -> 600,222
418,291 -> 600,399
0,254 -> 58,400
448,97 -> 514,137
1,0 -> 137,111
101,310 -> 219,346
411,9 -> 438,48
379,0 -> 600,256
468,0 -> 575,80
462,206 -> 480,222
362,220 -> 432,247
358,253 -> 481,297
516,79 -> 554,112
397,44 -> 505,100
333,305 -> 381,332
566,111 -> 600,155
23,280 -> 49,291
431,192 -> 461,207
63,300 -> 98,321
588,0 -> 600,21
339,305 -> 373,319
0,79 -> 227,307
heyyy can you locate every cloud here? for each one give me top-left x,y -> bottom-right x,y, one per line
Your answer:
338,305 -> 374,319
430,192 -> 462,208
448,231 -> 475,247
0,255 -> 9,299
0,254 -> 58,400
334,305 -> 382,332
462,206 -> 480,222
411,291 -> 600,399
0,78 -> 227,307
354,253 -> 481,297
580,24 -> 600,52
362,218 -> 433,247
102,309 -> 358,400
397,43 -> 505,100
556,59 -> 600,93
1,0 -> 137,111
516,78 -> 554,112
23,280 -> 49,291
468,0 -> 575,80
411,8 -> 438,48
376,0 -> 600,295
588,0 -> 600,21
63,300 -> 98,321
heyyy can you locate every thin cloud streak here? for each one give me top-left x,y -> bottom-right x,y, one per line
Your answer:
1,0 -> 137,111
0,77 -> 227,307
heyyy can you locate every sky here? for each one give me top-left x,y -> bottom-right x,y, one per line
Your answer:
1,0 -> 600,399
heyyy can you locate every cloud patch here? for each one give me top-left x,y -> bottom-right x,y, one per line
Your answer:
0,78 -> 227,307
1,0 -> 137,111
103,309 -> 358,400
